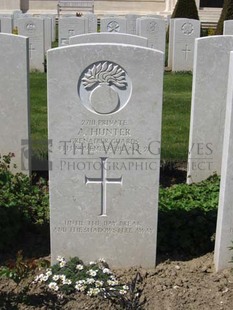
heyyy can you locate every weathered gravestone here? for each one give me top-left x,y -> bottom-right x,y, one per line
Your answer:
187,36 -> 233,184
172,18 -> 200,71
215,51 -> 233,271
126,14 -> 140,35
69,32 -> 148,46
34,14 -> 56,42
224,20 -> 233,35
100,17 -> 127,33
17,17 -> 45,71
0,17 -> 13,33
42,16 -> 52,52
167,18 -> 176,69
58,16 -> 87,46
48,43 -> 164,267
0,33 -> 30,173
84,13 -> 97,33
136,17 -> 166,52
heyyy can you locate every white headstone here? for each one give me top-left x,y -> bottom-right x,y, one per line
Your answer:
172,18 -> 200,71
58,17 -> 87,46
17,17 -> 45,71
69,33 -> 148,47
12,10 -> 23,28
214,51 -> 233,271
126,14 -> 140,35
34,14 -> 56,42
0,17 -> 13,34
100,17 -> 127,33
136,17 -> 166,52
224,20 -> 233,35
0,33 -> 30,173
187,36 -> 233,184
167,18 -> 175,69
48,43 -> 164,267
84,13 -> 97,33
43,16 -> 52,52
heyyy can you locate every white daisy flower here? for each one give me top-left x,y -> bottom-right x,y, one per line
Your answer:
59,260 -> 66,268
87,269 -> 97,277
48,282 -> 59,291
86,278 -> 95,284
52,275 -> 59,281
102,268 -> 112,274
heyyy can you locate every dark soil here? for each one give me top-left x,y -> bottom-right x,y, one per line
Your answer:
1,252 -> 233,309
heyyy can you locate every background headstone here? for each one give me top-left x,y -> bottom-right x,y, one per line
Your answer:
172,18 -> 200,71
214,51 -> 233,271
17,17 -> 45,71
136,17 -> 166,52
34,13 -> 56,42
187,36 -> 233,184
84,13 -> 97,33
167,18 -> 176,69
48,43 -> 164,268
69,32 -> 148,46
58,16 -> 87,46
224,20 -> 233,35
0,33 -> 30,173
100,17 -> 127,33
43,16 -> 52,52
0,17 -> 13,33
126,14 -> 140,35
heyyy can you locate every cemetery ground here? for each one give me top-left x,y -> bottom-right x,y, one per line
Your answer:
1,72 -> 233,309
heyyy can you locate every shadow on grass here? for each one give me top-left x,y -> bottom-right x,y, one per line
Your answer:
157,208 -> 217,263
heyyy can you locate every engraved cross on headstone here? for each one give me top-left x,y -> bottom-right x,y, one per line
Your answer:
85,157 -> 123,217
29,43 -> 35,59
182,44 -> 191,61
68,29 -> 75,36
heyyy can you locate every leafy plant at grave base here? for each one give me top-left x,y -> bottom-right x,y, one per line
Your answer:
0,250 -> 41,285
216,0 -> 233,35
104,272 -> 146,310
0,153 -> 49,251
33,256 -> 129,300
158,174 -> 220,256
0,251 -> 50,307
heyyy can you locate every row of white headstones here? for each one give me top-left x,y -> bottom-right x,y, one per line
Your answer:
5,14 -> 233,72
1,28 -> 233,270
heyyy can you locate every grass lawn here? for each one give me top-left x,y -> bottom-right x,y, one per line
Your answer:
30,71 -> 193,162
162,71 -> 192,161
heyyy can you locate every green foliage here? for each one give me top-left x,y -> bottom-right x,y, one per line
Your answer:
30,71 -> 48,159
0,251 -> 39,284
158,175 -> 220,255
171,0 -> 199,19
0,153 -> 49,251
162,72 -> 192,161
216,0 -> 233,34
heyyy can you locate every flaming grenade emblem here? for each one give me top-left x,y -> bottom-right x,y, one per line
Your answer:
81,61 -> 127,114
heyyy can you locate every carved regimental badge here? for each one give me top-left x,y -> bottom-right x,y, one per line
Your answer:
78,61 -> 132,115
147,21 -> 158,33
181,22 -> 194,35
107,21 -> 120,32
26,22 -> 36,32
